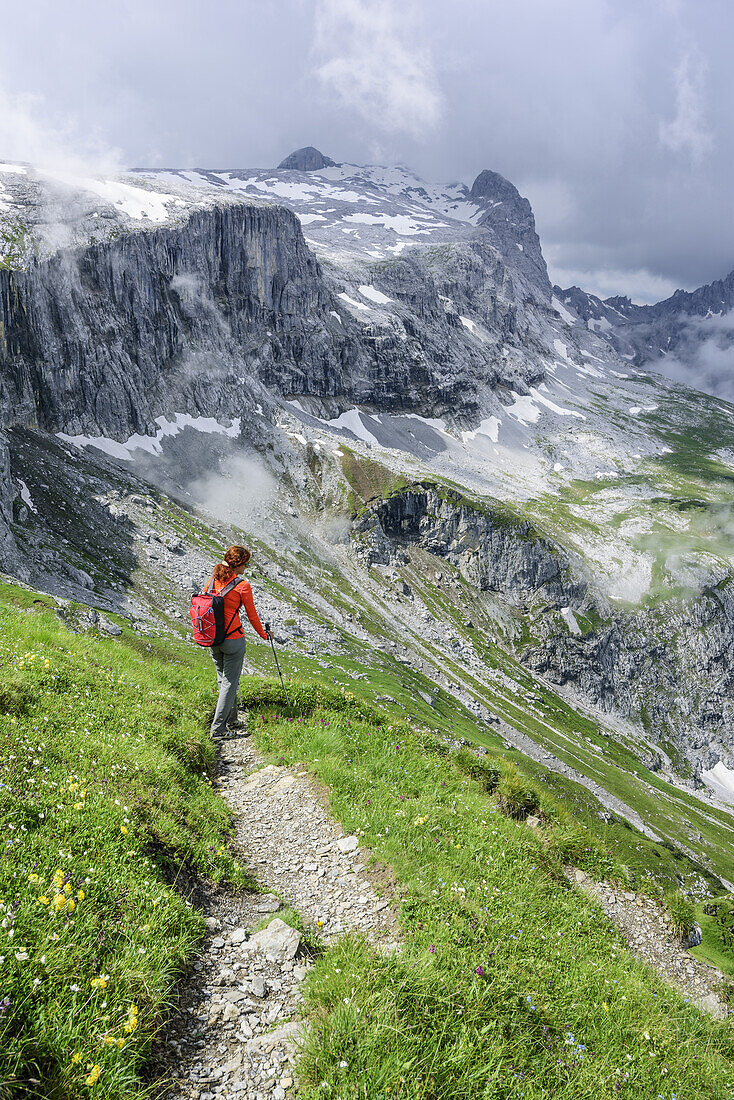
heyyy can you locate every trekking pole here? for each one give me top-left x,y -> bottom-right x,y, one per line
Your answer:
265,623 -> 291,707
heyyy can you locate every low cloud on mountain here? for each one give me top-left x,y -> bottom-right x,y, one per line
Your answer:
653,312 -> 734,404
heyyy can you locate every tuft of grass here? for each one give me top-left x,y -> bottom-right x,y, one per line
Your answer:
0,598 -> 249,1098
248,678 -> 734,1100
665,890 -> 698,940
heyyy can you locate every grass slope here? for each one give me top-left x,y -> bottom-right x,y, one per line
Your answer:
1,580 -> 732,1099
0,590 -> 246,1099
247,681 -> 734,1100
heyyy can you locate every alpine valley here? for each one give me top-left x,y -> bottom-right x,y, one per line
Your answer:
2,145 -> 734,893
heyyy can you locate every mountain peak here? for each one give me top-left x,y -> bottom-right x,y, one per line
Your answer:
277,146 -> 336,171
469,168 -> 523,205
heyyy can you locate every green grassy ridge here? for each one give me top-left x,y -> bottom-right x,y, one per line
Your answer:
0,595 -> 247,1099
388,559 -> 734,887
245,679 -> 733,1099
256,607 -> 733,916
233,474 -> 731,890
232,521 -> 734,933
0,569 -> 731,1099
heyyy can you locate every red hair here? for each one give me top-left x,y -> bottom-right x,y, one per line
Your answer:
213,545 -> 251,583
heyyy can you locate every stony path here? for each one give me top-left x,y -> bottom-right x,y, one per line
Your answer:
151,737 -> 730,1099
152,730 -> 400,1100
566,868 -> 729,1019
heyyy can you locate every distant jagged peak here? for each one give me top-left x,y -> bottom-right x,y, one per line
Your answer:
277,147 -> 336,171
604,294 -> 634,310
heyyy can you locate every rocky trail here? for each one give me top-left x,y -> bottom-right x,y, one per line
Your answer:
151,718 -> 729,1100
152,721 -> 401,1100
565,868 -> 728,1019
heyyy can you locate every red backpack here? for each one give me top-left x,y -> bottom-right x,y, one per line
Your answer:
190,576 -> 244,647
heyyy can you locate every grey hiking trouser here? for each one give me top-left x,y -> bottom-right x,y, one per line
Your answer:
210,636 -> 247,735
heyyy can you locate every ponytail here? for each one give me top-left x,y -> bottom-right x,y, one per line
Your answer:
213,545 -> 251,584
213,562 -> 234,583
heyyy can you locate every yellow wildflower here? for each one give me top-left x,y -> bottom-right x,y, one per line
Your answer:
28,873 -> 40,885
38,896 -> 50,906
115,1038 -> 125,1049
67,900 -> 76,913
120,826 -> 128,835
85,1065 -> 101,1087
74,803 -> 83,811
90,975 -> 109,990
77,889 -> 85,902
71,1052 -> 81,1064
63,882 -> 72,896
52,895 -> 67,913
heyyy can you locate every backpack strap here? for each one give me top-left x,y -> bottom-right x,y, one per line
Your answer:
221,577 -> 246,638
220,576 -> 245,597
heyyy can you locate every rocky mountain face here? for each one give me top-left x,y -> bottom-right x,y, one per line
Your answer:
354,484 -> 590,609
0,203 -> 332,437
1,149 -> 734,791
526,582 -> 734,774
356,484 -> 734,774
0,154 -> 564,445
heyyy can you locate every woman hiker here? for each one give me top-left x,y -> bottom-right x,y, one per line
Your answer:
206,544 -> 269,737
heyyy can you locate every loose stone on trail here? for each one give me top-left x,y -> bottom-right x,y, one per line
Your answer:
153,726 -> 400,1099
336,835 -> 359,853
243,919 -> 301,961
565,866 -> 726,1017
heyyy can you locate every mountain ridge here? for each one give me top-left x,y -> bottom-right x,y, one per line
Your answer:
2,148 -> 734,806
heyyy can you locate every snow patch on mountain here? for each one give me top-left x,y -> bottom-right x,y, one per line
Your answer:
58,415 -> 241,460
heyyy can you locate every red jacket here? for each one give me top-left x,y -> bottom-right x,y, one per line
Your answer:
208,575 -> 268,640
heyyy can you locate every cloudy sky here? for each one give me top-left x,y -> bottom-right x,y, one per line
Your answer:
1,0 -> 732,302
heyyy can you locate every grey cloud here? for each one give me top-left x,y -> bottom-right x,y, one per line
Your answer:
652,312 -> 734,403
312,0 -> 443,139
1,0 -> 733,300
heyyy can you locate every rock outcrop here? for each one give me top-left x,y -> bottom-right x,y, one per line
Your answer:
354,484 -> 590,609
277,146 -> 336,171
356,484 -> 734,773
526,581 -> 734,771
